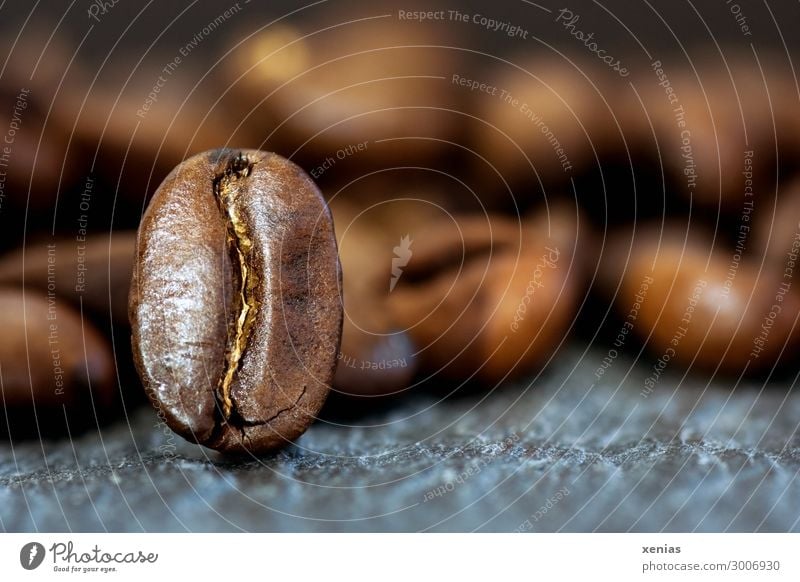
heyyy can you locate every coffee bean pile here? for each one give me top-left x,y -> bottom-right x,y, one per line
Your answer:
2,16 -> 799,453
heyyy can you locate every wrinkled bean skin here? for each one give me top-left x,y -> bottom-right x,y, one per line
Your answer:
130,149 -> 342,455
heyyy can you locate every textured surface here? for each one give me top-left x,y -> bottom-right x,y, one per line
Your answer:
1,347 -> 799,532
130,149 -> 341,453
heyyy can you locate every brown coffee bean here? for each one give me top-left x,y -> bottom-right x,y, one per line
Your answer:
0,232 -> 135,326
326,173 -> 485,395
638,60 -> 800,209
0,95 -> 74,203
753,178 -> 800,269
0,30 -> 85,213
472,56 -> 624,189
0,89 -> 81,217
224,18 -> 461,164
55,76 -> 255,206
388,205 -> 591,382
330,201 -> 417,396
606,230 -> 800,374
0,286 -> 114,410
130,149 -> 342,455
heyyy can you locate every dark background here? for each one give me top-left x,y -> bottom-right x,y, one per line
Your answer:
3,1 -> 798,63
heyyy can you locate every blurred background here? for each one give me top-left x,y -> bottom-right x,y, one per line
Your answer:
1,0 -> 800,532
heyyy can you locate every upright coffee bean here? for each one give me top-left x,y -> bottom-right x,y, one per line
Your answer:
130,149 -> 342,454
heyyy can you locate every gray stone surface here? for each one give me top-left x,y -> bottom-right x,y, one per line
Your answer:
1,348 -> 799,532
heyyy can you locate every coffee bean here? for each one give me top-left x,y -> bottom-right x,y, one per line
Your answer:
326,174 -> 488,395
130,149 -> 342,454
0,30 -> 85,215
224,18 -> 461,165
754,178 -> 800,269
605,229 -> 800,374
330,201 -> 417,396
0,287 -> 114,411
56,76 -> 256,209
0,232 -> 135,326
638,62 -> 800,210
473,56 -> 624,190
388,205 -> 591,382
0,90 -> 81,219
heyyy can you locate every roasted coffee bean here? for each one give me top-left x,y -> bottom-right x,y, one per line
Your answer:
324,168 -> 481,211
130,149 -> 342,455
0,287 -> 114,410
0,90 -> 78,211
55,76 -> 256,208
754,178 -> 800,270
0,232 -> 136,326
330,201 -> 417,396
326,174 -> 483,395
224,18 -> 461,165
0,30 -> 85,214
473,56 -> 625,190
389,205 -> 591,382
604,230 -> 800,374
638,60 -> 800,210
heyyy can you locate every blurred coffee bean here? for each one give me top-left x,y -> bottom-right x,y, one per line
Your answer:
331,201 -> 418,396
0,27 -> 79,97
472,56 -> 626,192
0,29 -> 87,216
638,57 -> 800,210
753,178 -> 800,270
604,230 -> 800,374
0,232 -> 135,326
389,204 -> 591,382
0,91 -> 79,210
224,18 -> 462,165
51,73 -> 256,210
0,287 -> 115,424
324,168 -> 488,216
